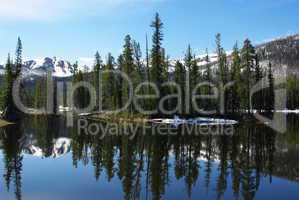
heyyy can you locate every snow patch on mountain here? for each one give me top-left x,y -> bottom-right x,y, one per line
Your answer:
23,57 -> 73,77
78,57 -> 94,71
0,57 -> 94,77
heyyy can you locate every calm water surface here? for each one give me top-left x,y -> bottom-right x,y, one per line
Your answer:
0,115 -> 299,200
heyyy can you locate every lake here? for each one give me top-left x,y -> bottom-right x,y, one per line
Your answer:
0,115 -> 299,200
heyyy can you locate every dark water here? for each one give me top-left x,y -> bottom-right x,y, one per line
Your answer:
0,115 -> 299,200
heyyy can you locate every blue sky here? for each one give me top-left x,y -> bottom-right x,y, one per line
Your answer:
0,0 -> 298,64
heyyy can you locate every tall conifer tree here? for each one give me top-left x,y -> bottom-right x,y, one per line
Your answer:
266,62 -> 275,112
94,51 -> 102,111
122,35 -> 135,113
253,54 -> 263,112
150,13 -> 164,113
102,53 -> 116,110
2,54 -> 13,113
15,37 -> 23,77
116,55 -> 124,109
185,45 -> 193,114
241,39 -> 256,113
174,61 -> 186,114
203,49 -> 215,112
230,43 -> 242,112
215,34 -> 229,113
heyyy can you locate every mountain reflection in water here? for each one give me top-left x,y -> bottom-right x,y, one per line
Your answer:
0,115 -> 299,200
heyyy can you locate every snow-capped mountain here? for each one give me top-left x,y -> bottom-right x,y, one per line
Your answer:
256,34 -> 299,75
0,57 -> 77,77
23,57 -> 73,77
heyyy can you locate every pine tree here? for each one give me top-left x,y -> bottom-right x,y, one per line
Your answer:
116,55 -> 124,109
69,62 -> 79,111
145,34 -> 151,109
70,61 -> 79,76
184,45 -> 193,114
2,54 -> 14,114
203,49 -> 214,111
133,40 -> 146,110
76,70 -> 85,109
266,62 -> 275,112
122,35 -> 135,113
161,49 -> 172,112
133,40 -> 143,78
190,55 -> 199,87
71,61 -> 80,110
3,38 -> 24,120
190,54 -> 200,115
286,75 -> 299,110
145,34 -> 150,83
253,54 -> 263,112
15,37 -> 23,77
216,34 -> 229,85
240,39 -> 256,113
174,61 -> 186,114
102,53 -> 116,110
204,49 -> 212,83
150,13 -> 165,113
161,48 -> 169,82
72,61 -> 86,110
122,35 -> 134,75
215,33 -> 229,113
94,51 -> 102,111
230,43 -> 242,113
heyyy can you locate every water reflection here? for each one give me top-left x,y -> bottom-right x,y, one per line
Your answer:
0,115 -> 299,200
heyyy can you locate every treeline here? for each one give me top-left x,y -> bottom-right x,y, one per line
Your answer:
71,13 -> 275,116
0,37 -> 23,121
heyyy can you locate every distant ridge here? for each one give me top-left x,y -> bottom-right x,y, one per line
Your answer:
0,34 -> 298,77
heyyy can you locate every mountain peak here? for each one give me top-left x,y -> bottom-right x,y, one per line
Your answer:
22,57 -> 73,77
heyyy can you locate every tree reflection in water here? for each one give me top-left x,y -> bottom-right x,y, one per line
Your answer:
1,115 -> 299,200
